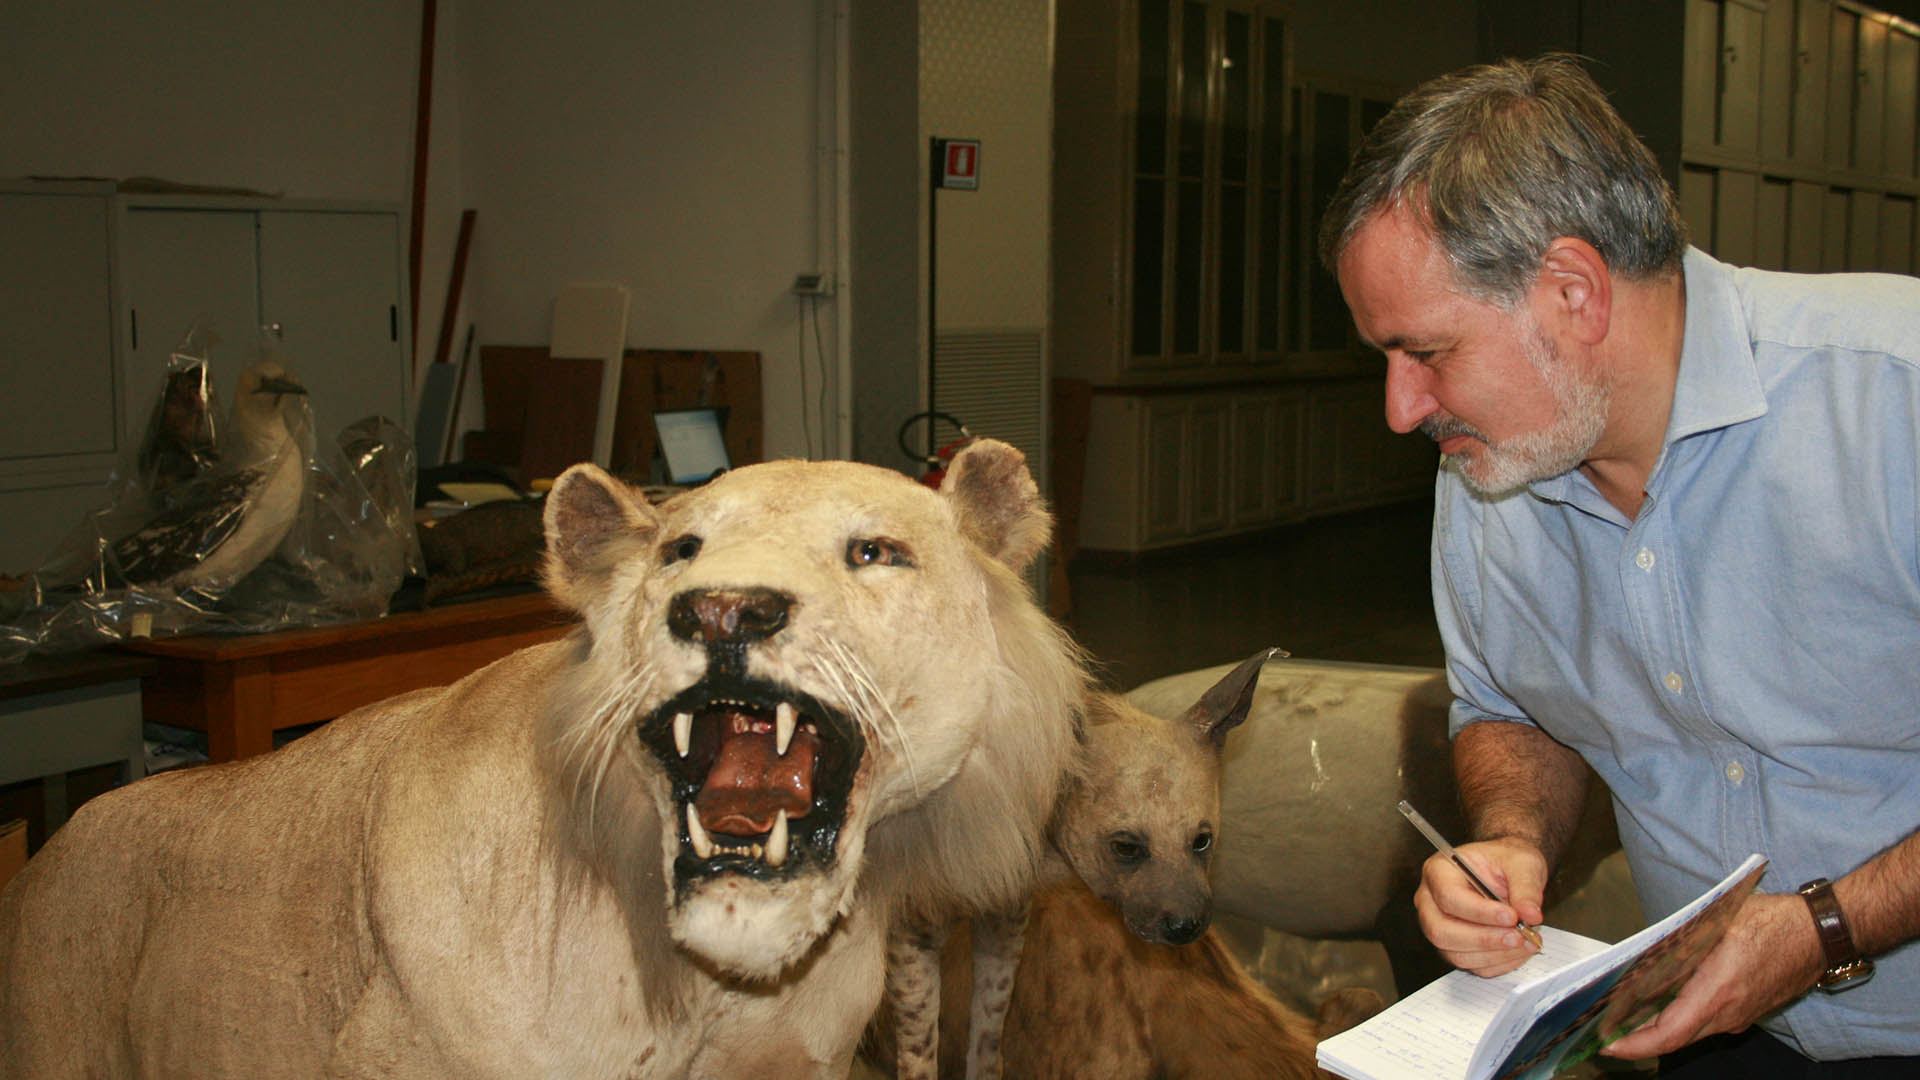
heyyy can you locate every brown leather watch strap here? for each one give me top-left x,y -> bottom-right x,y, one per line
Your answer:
1799,877 -> 1856,967
1798,877 -> 1874,991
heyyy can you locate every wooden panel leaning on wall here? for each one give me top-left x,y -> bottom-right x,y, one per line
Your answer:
466,347 -> 762,484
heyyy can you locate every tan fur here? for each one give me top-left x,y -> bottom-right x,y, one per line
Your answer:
946,882 -> 1359,1080
869,650 -> 1380,1079
0,441 -> 1084,1079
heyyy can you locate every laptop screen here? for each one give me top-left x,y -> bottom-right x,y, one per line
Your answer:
654,407 -> 732,484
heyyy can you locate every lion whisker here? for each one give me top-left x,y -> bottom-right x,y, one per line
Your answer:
556,659 -> 657,831
823,638 -> 922,797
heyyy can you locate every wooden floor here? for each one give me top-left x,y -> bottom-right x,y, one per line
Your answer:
1062,498 -> 1443,692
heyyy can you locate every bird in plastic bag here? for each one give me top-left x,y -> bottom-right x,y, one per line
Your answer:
138,352 -> 221,494
111,362 -> 311,595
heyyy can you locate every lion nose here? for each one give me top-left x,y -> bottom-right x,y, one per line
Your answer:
668,588 -> 794,645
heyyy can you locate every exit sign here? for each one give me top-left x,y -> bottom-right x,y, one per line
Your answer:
937,139 -> 980,190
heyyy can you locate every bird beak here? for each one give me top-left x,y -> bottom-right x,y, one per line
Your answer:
254,375 -> 308,396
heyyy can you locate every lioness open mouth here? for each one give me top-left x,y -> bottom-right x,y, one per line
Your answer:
647,677 -> 863,885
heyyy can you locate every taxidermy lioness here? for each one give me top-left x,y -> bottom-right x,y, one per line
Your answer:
0,440 -> 1084,1079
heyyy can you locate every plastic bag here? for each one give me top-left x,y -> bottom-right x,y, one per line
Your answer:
0,326 -> 423,662
135,319 -> 223,494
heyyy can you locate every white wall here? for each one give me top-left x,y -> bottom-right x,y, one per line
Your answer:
0,2 -> 416,202
922,0 -> 1052,330
444,1 -> 837,461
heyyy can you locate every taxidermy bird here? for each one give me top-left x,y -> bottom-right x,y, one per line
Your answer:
111,362 -> 311,595
136,358 -> 221,494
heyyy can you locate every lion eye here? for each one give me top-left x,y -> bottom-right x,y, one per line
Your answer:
1191,831 -> 1213,855
662,535 -> 703,565
846,537 -> 913,569
1109,835 -> 1147,865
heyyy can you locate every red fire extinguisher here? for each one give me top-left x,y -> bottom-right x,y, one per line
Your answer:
897,411 -> 974,489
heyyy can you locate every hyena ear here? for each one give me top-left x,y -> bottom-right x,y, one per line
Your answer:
941,438 -> 1052,573
1180,646 -> 1284,751
542,462 -> 662,614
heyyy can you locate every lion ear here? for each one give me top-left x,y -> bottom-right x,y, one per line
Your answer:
941,438 -> 1052,573
542,462 -> 661,612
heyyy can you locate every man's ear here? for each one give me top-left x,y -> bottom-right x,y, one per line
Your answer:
1534,237 -> 1612,346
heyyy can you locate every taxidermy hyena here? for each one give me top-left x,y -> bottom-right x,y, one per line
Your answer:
882,649 -> 1378,1079
0,440 -> 1085,1079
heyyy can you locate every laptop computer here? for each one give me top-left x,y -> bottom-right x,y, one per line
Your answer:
653,407 -> 732,486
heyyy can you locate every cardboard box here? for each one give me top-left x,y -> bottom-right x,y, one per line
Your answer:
0,818 -> 25,893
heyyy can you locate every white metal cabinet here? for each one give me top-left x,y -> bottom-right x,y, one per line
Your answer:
119,201 -> 409,446
0,183 -> 122,572
0,189 -> 118,464
119,207 -> 261,430
1079,382 -> 1426,554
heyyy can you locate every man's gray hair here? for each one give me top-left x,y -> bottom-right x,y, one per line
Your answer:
1317,54 -> 1687,305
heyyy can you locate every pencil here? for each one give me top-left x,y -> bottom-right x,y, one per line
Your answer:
1396,800 -> 1544,951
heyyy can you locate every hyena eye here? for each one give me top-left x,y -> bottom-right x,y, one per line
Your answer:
1108,835 -> 1147,865
846,537 -> 913,568
1191,831 -> 1213,855
662,535 -> 702,565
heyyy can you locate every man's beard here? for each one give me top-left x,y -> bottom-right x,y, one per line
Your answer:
1421,326 -> 1610,497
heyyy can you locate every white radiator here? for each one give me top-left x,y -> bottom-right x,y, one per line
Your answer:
932,327 -> 1047,491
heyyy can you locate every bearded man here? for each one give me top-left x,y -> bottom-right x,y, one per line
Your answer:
1320,53 -> 1920,1077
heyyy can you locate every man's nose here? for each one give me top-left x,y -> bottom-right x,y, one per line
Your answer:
1383,354 -> 1438,435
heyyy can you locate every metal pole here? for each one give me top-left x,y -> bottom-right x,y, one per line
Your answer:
926,136 -> 940,466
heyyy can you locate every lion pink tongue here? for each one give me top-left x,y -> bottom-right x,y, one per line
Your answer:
694,721 -> 816,836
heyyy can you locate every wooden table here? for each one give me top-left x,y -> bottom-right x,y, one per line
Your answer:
123,591 -> 576,762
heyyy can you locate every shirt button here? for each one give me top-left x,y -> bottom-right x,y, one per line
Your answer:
1635,548 -> 1656,570
1664,672 -> 1684,693
1725,761 -> 1746,784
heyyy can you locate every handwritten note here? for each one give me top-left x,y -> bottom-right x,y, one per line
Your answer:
1316,929 -> 1610,1080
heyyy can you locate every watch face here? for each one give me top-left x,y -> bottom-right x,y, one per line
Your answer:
1818,960 -> 1875,992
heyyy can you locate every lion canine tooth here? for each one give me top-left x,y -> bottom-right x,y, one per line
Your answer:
767,809 -> 789,867
673,713 -> 692,758
686,804 -> 713,859
776,702 -> 797,755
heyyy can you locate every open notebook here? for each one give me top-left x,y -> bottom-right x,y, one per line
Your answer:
1317,853 -> 1768,1080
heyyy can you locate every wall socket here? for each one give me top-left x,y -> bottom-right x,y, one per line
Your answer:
791,272 -> 833,296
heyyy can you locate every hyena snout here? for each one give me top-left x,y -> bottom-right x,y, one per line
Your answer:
1124,885 -> 1212,945
1154,910 -> 1209,945
668,587 -> 794,646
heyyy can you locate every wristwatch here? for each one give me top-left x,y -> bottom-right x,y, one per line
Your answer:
1797,878 -> 1875,992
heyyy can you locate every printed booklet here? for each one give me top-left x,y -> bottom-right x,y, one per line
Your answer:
1316,853 -> 1768,1080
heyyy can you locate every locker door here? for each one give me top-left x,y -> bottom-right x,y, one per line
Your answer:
119,208 -> 261,446
258,211 -> 409,441
1792,0 -> 1833,164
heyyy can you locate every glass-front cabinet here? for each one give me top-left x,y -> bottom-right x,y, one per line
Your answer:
1127,0 -> 1289,370
1054,0 -> 1435,554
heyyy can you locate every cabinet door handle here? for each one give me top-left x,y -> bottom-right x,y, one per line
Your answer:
390,305 -> 398,342
131,308 -> 139,351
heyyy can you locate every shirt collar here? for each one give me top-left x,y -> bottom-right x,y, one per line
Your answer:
1525,247 -> 1767,508
1665,246 -> 1769,442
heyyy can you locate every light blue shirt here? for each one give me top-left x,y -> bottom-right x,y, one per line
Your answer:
1433,248 -> 1920,1059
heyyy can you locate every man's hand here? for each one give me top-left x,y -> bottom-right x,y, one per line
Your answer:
1412,836 -> 1550,977
1599,892 -> 1823,1060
